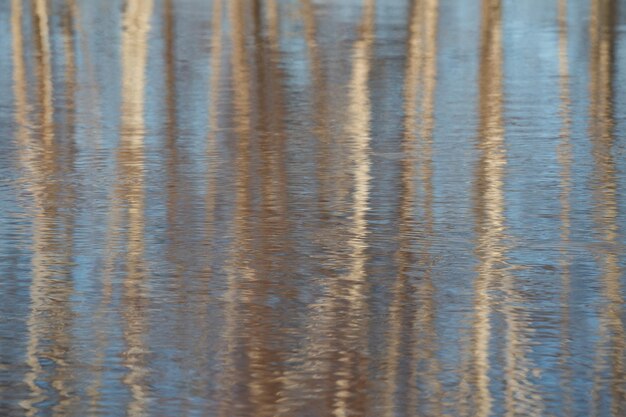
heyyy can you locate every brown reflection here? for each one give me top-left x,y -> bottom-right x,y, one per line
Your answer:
330,1 -> 375,415
161,2 -> 196,412
205,0 -> 224,236
557,0 -> 573,412
218,0 -> 253,415
471,2 -> 542,416
13,0 -> 43,413
271,3 -> 334,414
220,1 -> 295,414
33,0 -> 54,143
15,0 -> 78,415
251,1 -> 295,414
268,1 -> 377,415
116,1 -> 153,415
588,1 -> 625,415
386,0 -> 441,415
468,2 -> 503,415
301,0 -> 348,221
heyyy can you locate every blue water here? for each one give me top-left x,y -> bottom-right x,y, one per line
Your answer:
0,0 -> 625,416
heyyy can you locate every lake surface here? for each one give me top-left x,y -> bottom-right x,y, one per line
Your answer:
1,0 -> 626,416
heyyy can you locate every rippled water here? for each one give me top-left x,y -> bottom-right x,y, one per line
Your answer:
1,0 -> 625,416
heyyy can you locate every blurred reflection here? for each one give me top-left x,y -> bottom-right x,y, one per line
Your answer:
386,0 -> 440,416
557,0 -> 573,413
117,1 -> 153,415
470,1 -> 540,416
33,0 -> 54,143
218,0 -> 254,415
1,0 -> 626,416
469,2 -> 505,415
330,1 -> 375,415
205,0 -> 224,236
15,0 -> 78,415
589,1 -> 625,415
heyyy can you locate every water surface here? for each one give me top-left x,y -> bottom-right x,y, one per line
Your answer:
1,0 -> 626,416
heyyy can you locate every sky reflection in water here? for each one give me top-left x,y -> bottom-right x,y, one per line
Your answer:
1,0 -> 626,416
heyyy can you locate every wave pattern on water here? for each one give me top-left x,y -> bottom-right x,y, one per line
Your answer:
0,0 -> 625,416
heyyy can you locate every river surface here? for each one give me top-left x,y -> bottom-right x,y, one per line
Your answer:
1,0 -> 626,416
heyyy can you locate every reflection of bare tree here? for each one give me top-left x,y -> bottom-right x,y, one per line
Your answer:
306,0 -> 376,409
302,0 -> 352,221
329,1 -> 376,416
273,3 -> 337,413
588,1 -> 625,415
14,0 -> 44,413
33,0 -> 54,144
188,0 -> 225,406
220,2 -> 294,414
467,3 -> 504,415
218,0 -> 253,415
15,0 -> 77,415
205,0 -> 225,238
272,2 -> 376,415
116,1 -> 153,415
557,0 -> 573,413
385,0 -> 440,415
468,1 -> 541,416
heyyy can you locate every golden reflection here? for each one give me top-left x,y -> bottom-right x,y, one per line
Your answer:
470,2 -> 505,415
471,2 -> 541,416
276,2 -> 377,415
471,1 -> 502,416
12,0 -> 27,143
16,0 -> 77,415
588,1 -> 625,415
117,1 -> 153,415
13,1 -> 43,413
386,0 -> 441,415
557,0 -> 573,413
331,1 -> 375,416
33,0 -> 54,143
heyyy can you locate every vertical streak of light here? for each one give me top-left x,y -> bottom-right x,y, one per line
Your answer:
21,0 -> 70,414
332,1 -> 375,416
385,1 -> 441,415
13,1 -> 43,413
472,1 -> 503,416
11,0 -> 27,143
33,0 -> 54,144
474,2 -> 541,416
119,1 -> 153,415
19,2 -> 79,416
